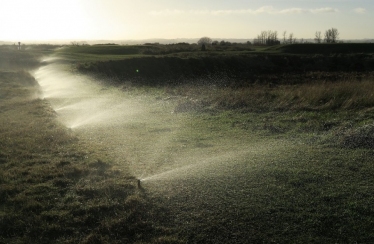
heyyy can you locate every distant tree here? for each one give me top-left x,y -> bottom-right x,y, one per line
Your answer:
315,31 -> 322,43
254,30 -> 279,45
212,40 -> 219,46
197,37 -> 212,46
282,31 -> 287,44
331,28 -> 339,43
324,28 -> 339,43
260,31 -> 267,44
201,43 -> 206,51
288,33 -> 294,44
220,40 -> 232,46
266,30 -> 279,45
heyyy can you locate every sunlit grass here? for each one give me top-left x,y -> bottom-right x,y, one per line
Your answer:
0,70 -> 180,243
167,79 -> 374,111
2,44 -> 374,243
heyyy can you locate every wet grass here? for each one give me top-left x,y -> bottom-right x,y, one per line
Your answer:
110,78 -> 374,243
0,44 -> 59,71
2,44 -> 374,243
145,146 -> 374,243
135,90 -> 374,242
0,60 -> 180,243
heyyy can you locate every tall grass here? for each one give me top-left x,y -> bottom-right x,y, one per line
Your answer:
295,80 -> 374,110
170,79 -> 374,112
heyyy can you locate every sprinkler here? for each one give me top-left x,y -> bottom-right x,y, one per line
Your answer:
137,179 -> 141,188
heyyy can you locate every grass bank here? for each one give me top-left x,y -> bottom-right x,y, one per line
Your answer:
74,53 -> 374,87
0,49 -> 180,243
2,44 -> 374,243
267,43 -> 374,54
64,45 -> 374,242
137,82 -> 374,243
169,79 -> 374,112
63,44 -> 374,149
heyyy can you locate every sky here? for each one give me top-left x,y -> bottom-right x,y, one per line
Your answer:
0,0 -> 373,42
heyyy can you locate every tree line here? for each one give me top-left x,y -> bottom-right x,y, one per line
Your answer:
197,28 -> 340,47
253,28 -> 340,45
314,28 -> 339,43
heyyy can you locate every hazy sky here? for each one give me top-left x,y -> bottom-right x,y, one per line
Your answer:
0,0 -> 373,42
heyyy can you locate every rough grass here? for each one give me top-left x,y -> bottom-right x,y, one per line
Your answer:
0,70 -> 180,243
2,45 -> 374,243
136,84 -> 374,242
267,43 -> 374,54
168,79 -> 374,151
146,145 -> 374,243
73,53 -> 374,88
0,45 -> 58,71
167,78 -> 374,112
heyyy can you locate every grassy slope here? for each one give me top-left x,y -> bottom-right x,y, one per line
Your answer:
1,44 -> 374,243
266,43 -> 374,54
0,48 -> 180,243
59,43 -> 374,242
65,44 -> 374,90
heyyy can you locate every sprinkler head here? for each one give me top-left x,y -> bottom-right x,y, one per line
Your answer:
137,179 -> 141,188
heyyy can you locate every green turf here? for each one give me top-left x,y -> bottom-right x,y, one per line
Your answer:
1,44 -> 374,243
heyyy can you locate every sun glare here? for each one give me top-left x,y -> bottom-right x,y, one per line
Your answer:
0,0 -> 91,41
0,0 -> 372,41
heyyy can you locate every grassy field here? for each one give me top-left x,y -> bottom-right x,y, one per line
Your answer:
1,43 -> 374,243
266,43 -> 374,54
65,43 -> 374,89
0,48 -> 180,243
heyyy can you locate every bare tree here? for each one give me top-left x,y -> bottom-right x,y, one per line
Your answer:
331,28 -> 339,43
267,30 -> 272,44
288,33 -> 294,44
260,31 -> 267,45
273,31 -> 278,43
282,31 -> 287,44
267,30 -> 278,45
324,28 -> 339,43
254,30 -> 279,45
197,37 -> 213,46
315,31 -> 322,43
